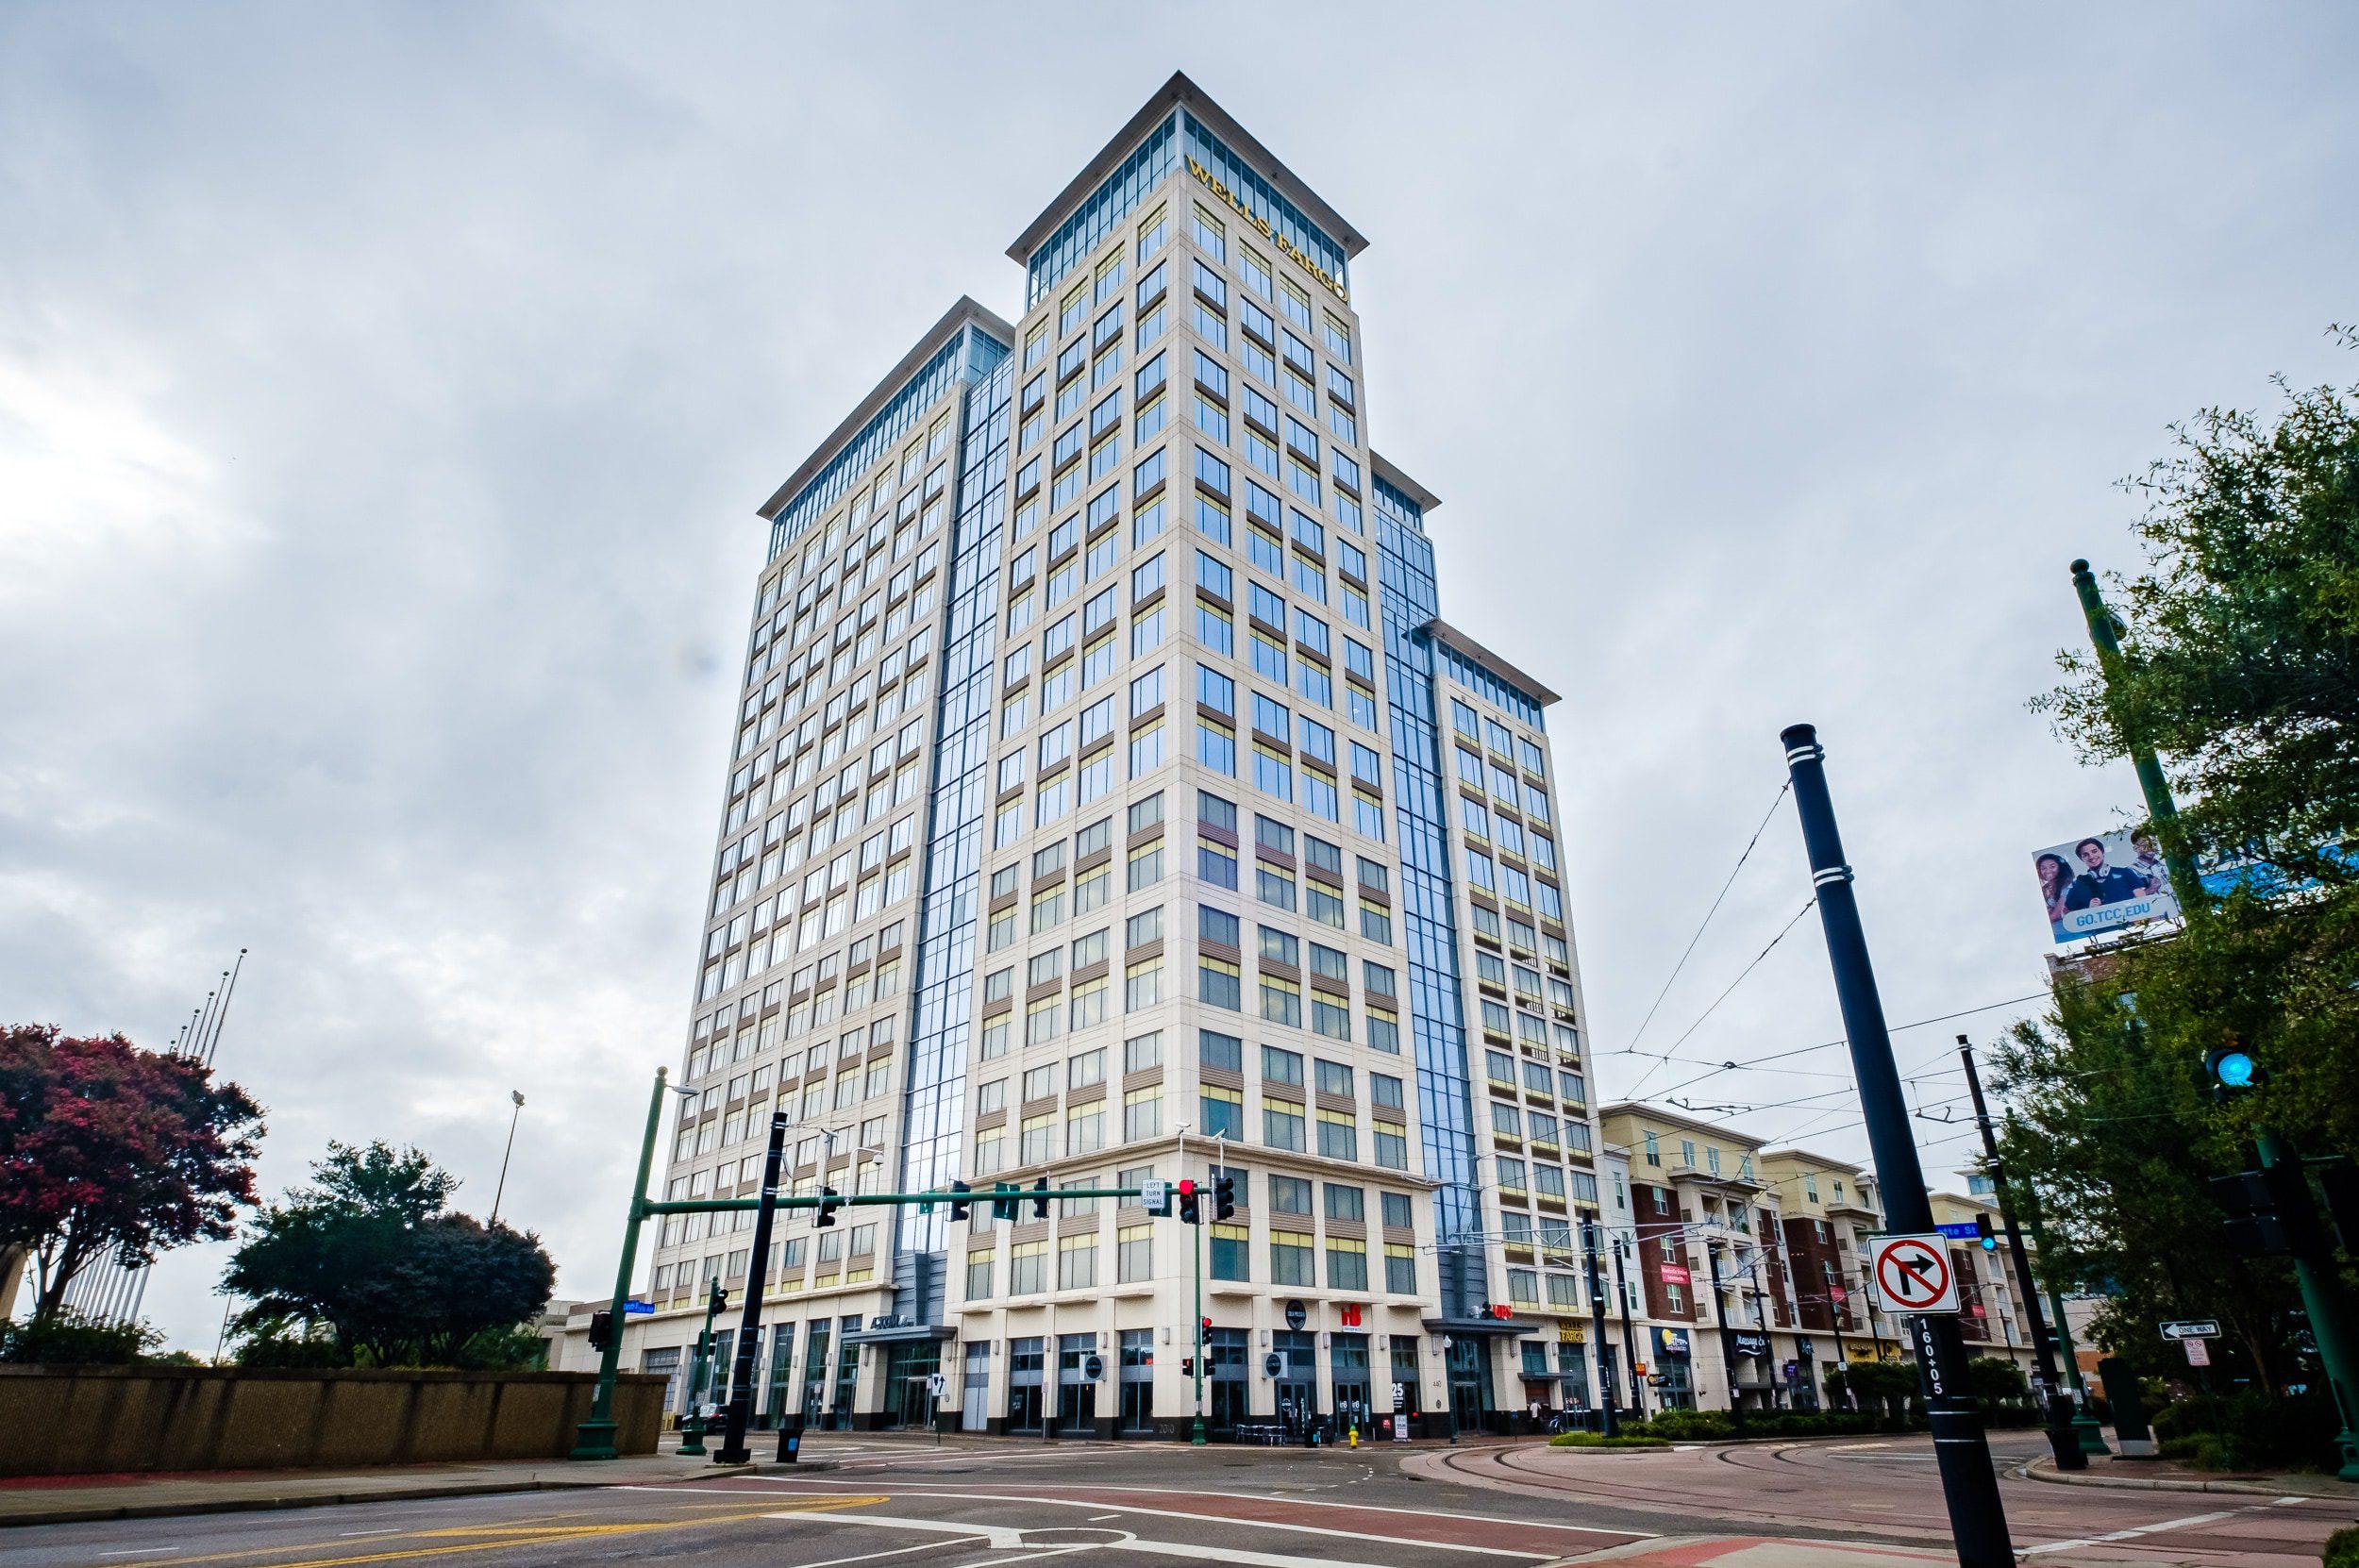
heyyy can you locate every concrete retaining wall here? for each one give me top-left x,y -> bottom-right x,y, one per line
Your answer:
0,1366 -> 665,1476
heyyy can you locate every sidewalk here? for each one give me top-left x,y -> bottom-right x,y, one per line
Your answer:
0,1446 -> 826,1529
2023,1450 -> 2359,1500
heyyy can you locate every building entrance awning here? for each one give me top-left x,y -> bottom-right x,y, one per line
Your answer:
843,1322 -> 956,1346
1423,1315 -> 1542,1338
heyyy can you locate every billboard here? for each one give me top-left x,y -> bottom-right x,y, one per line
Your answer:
2033,828 -> 2179,945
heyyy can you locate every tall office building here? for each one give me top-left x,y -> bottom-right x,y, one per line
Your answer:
623,74 -> 1603,1438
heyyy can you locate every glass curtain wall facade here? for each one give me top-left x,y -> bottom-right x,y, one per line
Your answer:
610,72 -> 1601,1439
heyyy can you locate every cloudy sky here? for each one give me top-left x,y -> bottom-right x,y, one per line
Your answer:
5,3 -> 2352,1352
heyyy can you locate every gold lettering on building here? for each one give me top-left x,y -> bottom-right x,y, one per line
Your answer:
1186,156 -> 1349,305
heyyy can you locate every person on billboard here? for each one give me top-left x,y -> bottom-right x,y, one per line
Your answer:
2064,838 -> 2150,911
2131,832 -> 2168,895
2035,853 -> 2073,939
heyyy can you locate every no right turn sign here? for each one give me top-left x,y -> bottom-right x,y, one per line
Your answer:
1867,1233 -> 1962,1315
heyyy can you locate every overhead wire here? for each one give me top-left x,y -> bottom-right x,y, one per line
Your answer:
1621,897 -> 1817,1099
1615,782 -> 1791,1059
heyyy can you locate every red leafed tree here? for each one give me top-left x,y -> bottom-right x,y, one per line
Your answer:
0,1025 -> 265,1321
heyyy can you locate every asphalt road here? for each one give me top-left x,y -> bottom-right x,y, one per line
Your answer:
6,1432 -> 2352,1568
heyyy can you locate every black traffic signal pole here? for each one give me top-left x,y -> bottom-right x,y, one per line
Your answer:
713,1110 -> 790,1464
1581,1213 -> 1619,1437
1959,1036 -> 2085,1472
1782,724 -> 2015,1567
1711,1245 -> 1747,1433
1612,1242 -> 1647,1418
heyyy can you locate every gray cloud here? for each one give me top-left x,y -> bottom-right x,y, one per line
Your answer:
3,2 -> 2351,1349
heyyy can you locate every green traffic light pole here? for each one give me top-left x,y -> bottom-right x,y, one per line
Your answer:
2073,559 -> 2359,1479
571,1068 -> 679,1460
2253,1126 -> 2359,1479
571,1080 -> 1152,1463
2069,559 -> 2203,909
678,1282 -> 726,1458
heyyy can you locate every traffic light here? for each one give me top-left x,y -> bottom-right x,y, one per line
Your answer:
1974,1212 -> 1999,1252
816,1185 -> 844,1228
1181,1358 -> 1195,1376
2212,1170 -> 2291,1256
1031,1176 -> 1050,1219
1177,1178 -> 1200,1225
588,1309 -> 612,1352
948,1179 -> 972,1223
1213,1172 -> 1237,1222
709,1282 -> 729,1311
2205,1040 -> 2263,1100
992,1182 -> 1018,1222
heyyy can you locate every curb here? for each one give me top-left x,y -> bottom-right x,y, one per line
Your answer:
0,1460 -> 839,1530
2020,1453 -> 2350,1499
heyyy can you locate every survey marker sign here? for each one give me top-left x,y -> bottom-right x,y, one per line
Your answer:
1867,1233 -> 1961,1315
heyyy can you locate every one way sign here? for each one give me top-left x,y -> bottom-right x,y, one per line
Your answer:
1866,1233 -> 1962,1315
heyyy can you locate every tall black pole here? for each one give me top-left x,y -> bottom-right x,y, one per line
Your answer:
1711,1244 -> 1746,1429
1581,1213 -> 1619,1437
1822,1262 -> 1852,1409
1613,1243 -> 1646,1418
1782,724 -> 2014,1566
712,1110 -> 789,1464
1960,1037 -> 2086,1470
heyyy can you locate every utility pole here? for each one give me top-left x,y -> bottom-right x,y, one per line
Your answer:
713,1111 -> 790,1464
1581,1213 -> 1619,1436
1746,1242 -> 1782,1410
1783,724 -> 2015,1566
1959,1036 -> 2085,1471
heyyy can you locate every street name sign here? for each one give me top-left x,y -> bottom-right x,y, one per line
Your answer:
1866,1233 -> 1961,1314
1935,1222 -> 1983,1241
2160,1320 -> 2220,1341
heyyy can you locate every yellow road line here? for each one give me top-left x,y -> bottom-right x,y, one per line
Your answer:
87,1494 -> 885,1568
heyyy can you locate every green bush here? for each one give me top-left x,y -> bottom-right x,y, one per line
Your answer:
1625,1408 -> 1888,1443
0,1311 -> 161,1365
1634,1408 -> 1734,1442
233,1326 -> 352,1368
2321,1525 -> 2359,1568
1548,1431 -> 1669,1449
2148,1388 -> 2340,1473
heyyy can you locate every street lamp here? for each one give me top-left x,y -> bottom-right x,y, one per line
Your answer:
492,1091 -> 527,1224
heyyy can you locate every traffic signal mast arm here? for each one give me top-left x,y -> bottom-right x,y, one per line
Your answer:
640,1186 -> 1149,1215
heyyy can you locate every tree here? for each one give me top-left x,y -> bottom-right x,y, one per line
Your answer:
223,1141 -> 555,1367
0,1025 -> 265,1321
2008,328 -> 2359,1386
2040,327 -> 2359,895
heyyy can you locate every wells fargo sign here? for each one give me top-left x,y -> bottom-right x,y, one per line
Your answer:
1185,155 -> 1349,305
